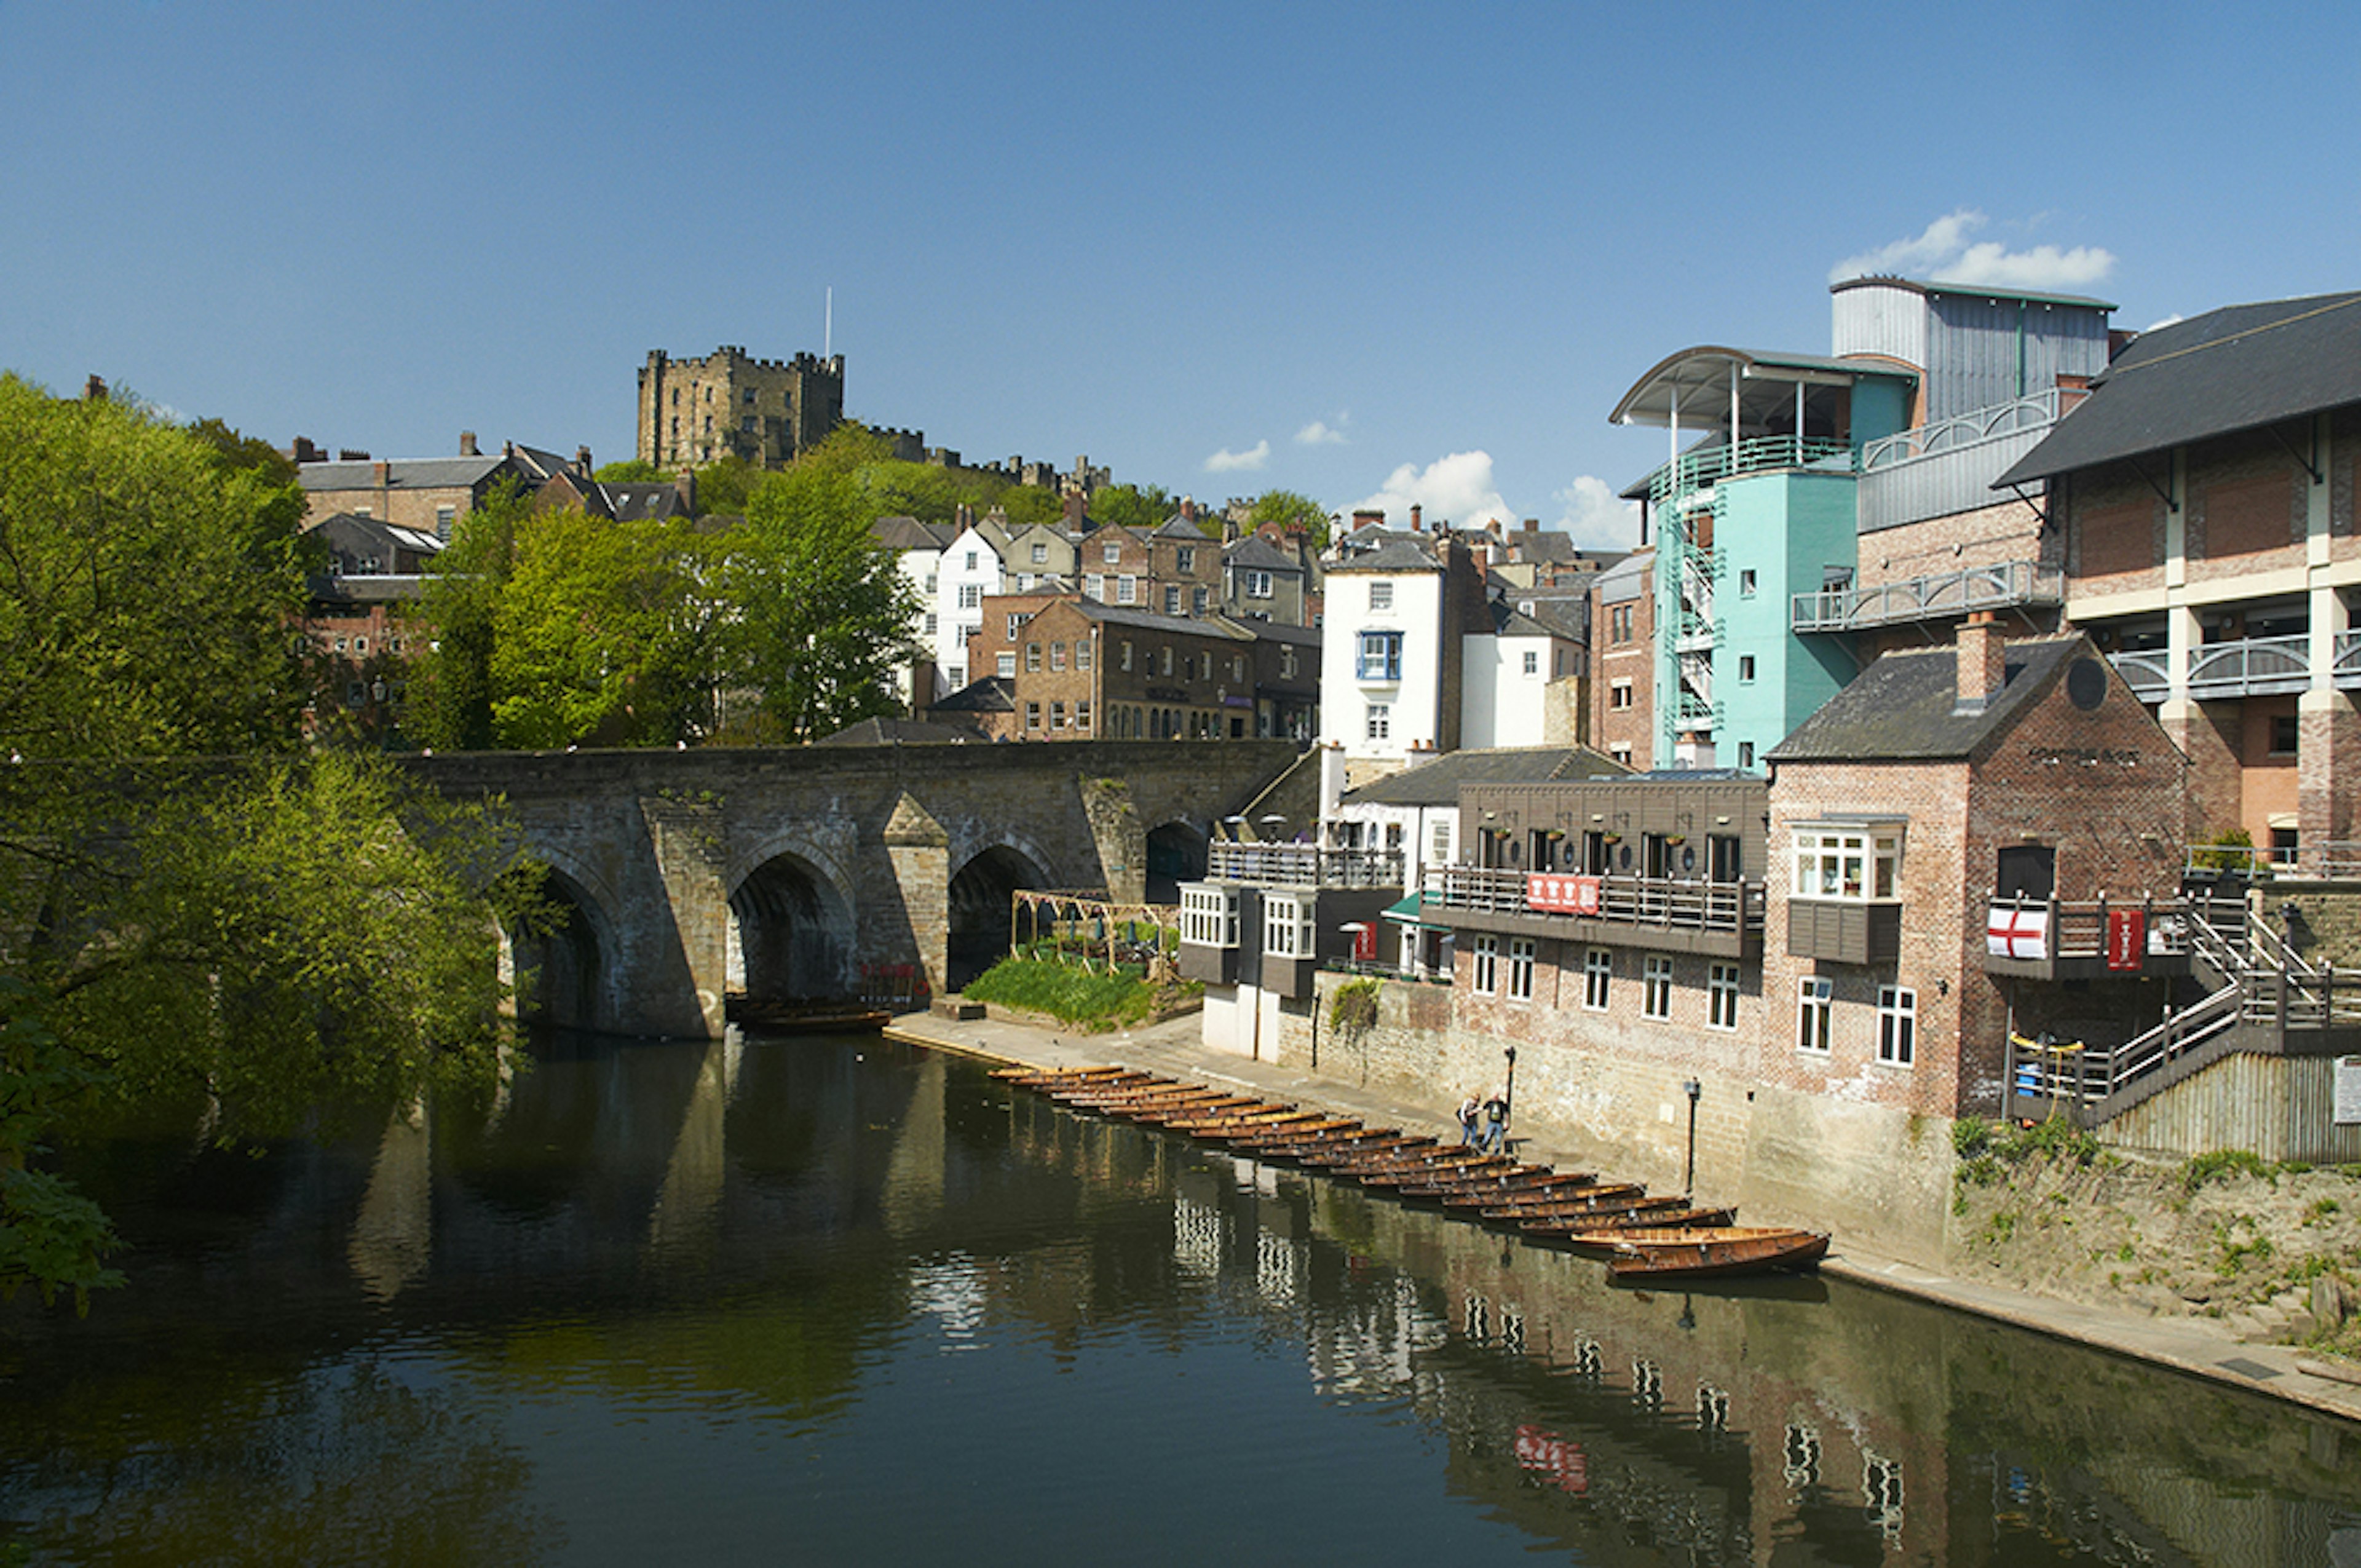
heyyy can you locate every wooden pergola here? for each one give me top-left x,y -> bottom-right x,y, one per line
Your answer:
1010,889 -> 1180,984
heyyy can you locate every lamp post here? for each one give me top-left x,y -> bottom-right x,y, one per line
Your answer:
1682,1079 -> 1702,1198
1502,1044 -> 1519,1148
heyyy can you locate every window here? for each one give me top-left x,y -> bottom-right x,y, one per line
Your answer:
1738,742 -> 1755,770
1193,585 -> 1209,615
946,664 -> 965,689
1739,569 -> 1757,597
1160,645 -> 1174,676
1797,978 -> 1833,1054
434,504 -> 456,541
1165,586 -> 1182,615
1508,939 -> 1536,1000
1050,641 -> 1067,671
1877,986 -> 1916,1066
353,636 -> 368,655
965,550 -> 979,570
1366,703 -> 1391,740
1118,575 -> 1137,604
1026,642 -> 1042,672
925,572 -> 938,593
743,388 -> 756,405
1086,573 -> 1105,599
1076,700 -> 1091,730
1232,655 -> 1246,683
1182,886 -> 1239,947
1522,649 -> 1539,675
958,584 -> 981,610
1610,679 -> 1634,710
1280,646 -> 1297,678
1263,895 -> 1313,958
1430,816 -> 1453,864
1051,700 -> 1068,730
1370,581 -> 1394,611
1643,955 -> 1672,1020
1612,604 -> 1633,643
1104,542 -> 1122,564
1739,655 -> 1756,682
1031,542 -> 1048,564
1471,934 -> 1498,994
1177,546 -> 1196,573
1005,612 -> 1026,639
1246,569 -> 1273,598
1024,701 -> 1042,730
1610,745 -> 1632,765
1709,964 -> 1740,1030
1792,827 -> 1903,901
1357,630 -> 1404,682
740,416 -> 756,432
1583,948 -> 1612,1010
1120,640 -> 1134,671
2271,714 -> 2300,755
923,612 -> 939,635
1077,638 -> 1092,671
997,652 -> 1016,678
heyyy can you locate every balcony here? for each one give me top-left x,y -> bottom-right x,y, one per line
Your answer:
1643,434 -> 1855,509
2109,635 -> 2311,703
1206,842 -> 1404,889
1791,561 -> 2062,633
1419,865 -> 1763,958
1982,893 -> 2197,981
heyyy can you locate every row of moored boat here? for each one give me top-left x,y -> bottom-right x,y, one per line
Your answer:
993,1064 -> 1827,1280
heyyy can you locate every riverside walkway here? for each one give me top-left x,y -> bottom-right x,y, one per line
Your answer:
886,1004 -> 2361,1428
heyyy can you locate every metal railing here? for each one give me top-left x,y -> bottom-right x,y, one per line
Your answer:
2186,840 -> 2361,881
1206,842 -> 1404,889
1422,865 -> 1764,935
2108,635 -> 2312,703
1790,560 -> 2063,632
1643,435 -> 1854,509
1859,389 -> 2063,471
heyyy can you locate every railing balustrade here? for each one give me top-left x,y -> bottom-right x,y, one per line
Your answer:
1859,389 -> 2063,471
1643,435 -> 1854,509
1422,864 -> 1764,935
1789,560 -> 2062,633
1205,842 -> 1405,889
2108,635 -> 2313,703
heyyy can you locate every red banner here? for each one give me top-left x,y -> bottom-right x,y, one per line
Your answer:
1528,873 -> 1602,916
1514,1424 -> 1589,1494
2106,908 -> 2146,972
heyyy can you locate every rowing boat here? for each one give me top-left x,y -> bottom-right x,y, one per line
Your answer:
1600,1226 -> 1827,1279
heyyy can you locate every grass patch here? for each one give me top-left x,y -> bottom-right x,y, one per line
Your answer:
2181,1149 -> 2276,1192
963,956 -> 1189,1031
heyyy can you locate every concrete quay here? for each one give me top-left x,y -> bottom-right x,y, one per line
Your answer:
885,1004 -> 2361,1428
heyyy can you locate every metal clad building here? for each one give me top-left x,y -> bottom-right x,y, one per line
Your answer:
1833,277 -> 2113,422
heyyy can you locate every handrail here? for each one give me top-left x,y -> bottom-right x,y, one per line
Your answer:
1423,865 -> 1765,935
1859,390 -> 2062,472
1205,842 -> 1404,889
2186,840 -> 2361,880
1643,435 -> 1854,509
2109,635 -> 2313,703
1790,560 -> 2062,632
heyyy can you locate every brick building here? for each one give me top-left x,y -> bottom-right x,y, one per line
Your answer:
1588,548 -> 1655,767
636,346 -> 844,470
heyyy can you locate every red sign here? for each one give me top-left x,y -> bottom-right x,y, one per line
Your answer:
1514,1424 -> 1589,1494
1351,922 -> 1378,963
1528,873 -> 1602,916
2106,908 -> 2146,972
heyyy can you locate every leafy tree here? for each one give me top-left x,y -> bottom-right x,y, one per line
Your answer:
720,465 -> 920,742
593,458 -> 668,485
0,377 -> 530,1309
689,453 -> 762,517
1086,482 -> 1176,533
487,510 -> 721,748
405,481 -> 529,752
1247,488 -> 1334,550
996,484 -> 1064,530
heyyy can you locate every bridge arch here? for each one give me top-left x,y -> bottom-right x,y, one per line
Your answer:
727,846 -> 859,1002
504,850 -> 624,1031
1144,815 -> 1211,904
946,839 -> 1054,990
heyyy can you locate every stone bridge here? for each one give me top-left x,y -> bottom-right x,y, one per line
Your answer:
407,740 -> 1304,1038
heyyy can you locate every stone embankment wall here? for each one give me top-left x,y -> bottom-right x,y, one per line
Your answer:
1272,972 -> 1958,1262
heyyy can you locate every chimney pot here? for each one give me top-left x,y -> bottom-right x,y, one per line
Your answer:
372,461 -> 390,486
460,430 -> 479,457
575,445 -> 593,472
1410,504 -> 1423,531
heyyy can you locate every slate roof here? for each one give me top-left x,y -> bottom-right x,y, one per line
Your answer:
1327,535 -> 1443,573
928,676 -> 1017,714
818,716 -> 982,745
1593,549 -> 1653,603
1766,635 -> 2088,762
1223,535 -> 1300,572
1995,291 -> 2361,487
298,456 -> 508,491
603,483 -> 687,521
871,514 -> 952,550
1154,515 -> 1216,539
1342,746 -> 1629,807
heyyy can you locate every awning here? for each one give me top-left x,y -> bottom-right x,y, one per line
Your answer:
1382,892 -> 1451,932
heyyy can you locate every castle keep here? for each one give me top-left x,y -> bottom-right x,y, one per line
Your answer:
637,347 -> 845,470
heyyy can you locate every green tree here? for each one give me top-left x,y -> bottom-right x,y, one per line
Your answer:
720,465 -> 919,742
995,483 -> 1064,530
405,481 -> 529,752
1086,482 -> 1176,533
690,453 -> 763,517
1246,488 -> 1334,550
0,377 -> 530,1308
593,457 -> 668,485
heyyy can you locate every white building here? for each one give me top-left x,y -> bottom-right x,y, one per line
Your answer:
1318,526 -> 1484,785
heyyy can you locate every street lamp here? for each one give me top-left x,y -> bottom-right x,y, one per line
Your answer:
1502,1044 -> 1519,1148
1682,1079 -> 1702,1197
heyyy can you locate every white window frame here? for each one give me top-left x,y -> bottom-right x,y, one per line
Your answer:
1262,893 -> 1313,959
1643,954 -> 1673,1020
1366,703 -> 1391,741
1117,574 -> 1137,604
1508,938 -> 1536,1001
1076,638 -> 1092,671
1877,985 -> 1916,1066
1708,963 -> 1740,1031
1797,977 -> 1833,1055
1610,679 -> 1633,710
957,584 -> 981,610
1791,825 -> 1903,903
1369,580 -> 1394,611
1357,630 -> 1404,683
1470,933 -> 1498,994
1522,649 -> 1539,676
1429,816 -> 1453,865
995,652 -> 1016,678
1246,569 -> 1273,598
1582,947 -> 1612,1011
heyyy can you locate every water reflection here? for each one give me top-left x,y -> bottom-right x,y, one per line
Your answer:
1,1032 -> 2355,1566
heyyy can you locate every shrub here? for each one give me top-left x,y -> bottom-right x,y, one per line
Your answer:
963,957 -> 1157,1031
1331,977 -> 1380,1035
2181,1149 -> 2274,1192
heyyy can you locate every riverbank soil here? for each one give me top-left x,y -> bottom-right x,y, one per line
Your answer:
1948,1143 -> 2361,1361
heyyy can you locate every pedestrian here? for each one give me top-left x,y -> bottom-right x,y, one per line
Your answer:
1481,1087 -> 1509,1154
1457,1091 -> 1481,1147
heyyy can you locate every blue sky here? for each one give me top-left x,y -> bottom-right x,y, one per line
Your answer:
6,1 -> 2355,547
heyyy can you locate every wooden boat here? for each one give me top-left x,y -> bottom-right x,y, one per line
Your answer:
1182,1110 -> 1321,1139
1127,1097 -> 1277,1127
1391,1165 -> 1558,1201
1601,1226 -> 1827,1279
1401,1166 -> 1591,1202
1533,1208 -> 1741,1254
734,1002 -> 892,1033
1353,1152 -> 1516,1189
997,1064 -> 1140,1085
1292,1136 -> 1438,1168
1227,1117 -> 1363,1149
1247,1128 -> 1411,1162
1485,1184 -> 1651,1219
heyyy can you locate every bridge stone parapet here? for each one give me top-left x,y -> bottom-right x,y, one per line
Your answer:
406,740 -> 1302,1038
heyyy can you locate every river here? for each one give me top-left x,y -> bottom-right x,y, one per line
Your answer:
2,1031 -> 2356,1565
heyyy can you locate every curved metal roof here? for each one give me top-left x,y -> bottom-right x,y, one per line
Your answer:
1608,346 -> 1916,429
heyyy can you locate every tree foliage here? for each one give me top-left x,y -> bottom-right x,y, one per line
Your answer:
1246,488 -> 1334,550
0,377 -> 531,1309
591,458 -> 668,485
1086,482 -> 1177,534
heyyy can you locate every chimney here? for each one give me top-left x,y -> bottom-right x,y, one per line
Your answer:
291,435 -> 322,464
371,461 -> 390,487
1063,491 -> 1086,527
459,430 -> 479,457
1955,611 -> 2007,713
575,445 -> 593,473
1180,496 -> 1196,524
1523,518 -> 1540,535
1410,504 -> 1423,531
84,374 -> 108,402
1352,509 -> 1384,533
674,467 -> 697,514
954,502 -> 976,531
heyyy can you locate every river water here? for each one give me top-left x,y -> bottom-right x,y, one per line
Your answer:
2,1031 -> 2357,1566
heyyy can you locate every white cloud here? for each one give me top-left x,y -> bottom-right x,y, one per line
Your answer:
1294,414 -> 1350,446
1552,475 -> 1642,550
1351,451 -> 1515,531
1203,440 -> 1270,473
1831,209 -> 2116,291
2145,312 -> 2185,333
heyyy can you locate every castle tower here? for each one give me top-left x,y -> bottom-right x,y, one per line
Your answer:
637,347 -> 846,471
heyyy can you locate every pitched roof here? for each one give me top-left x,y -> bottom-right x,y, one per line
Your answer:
929,675 -> 1018,714
1593,549 -> 1653,602
1767,635 -> 2090,762
871,514 -> 953,550
818,716 -> 982,745
1342,746 -> 1629,807
1327,534 -> 1444,573
298,456 -> 508,491
1223,535 -> 1300,571
603,482 -> 686,521
1995,291 -> 2361,486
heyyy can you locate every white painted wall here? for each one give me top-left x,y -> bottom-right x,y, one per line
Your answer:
935,526 -> 1004,690
1319,568 -> 1445,766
